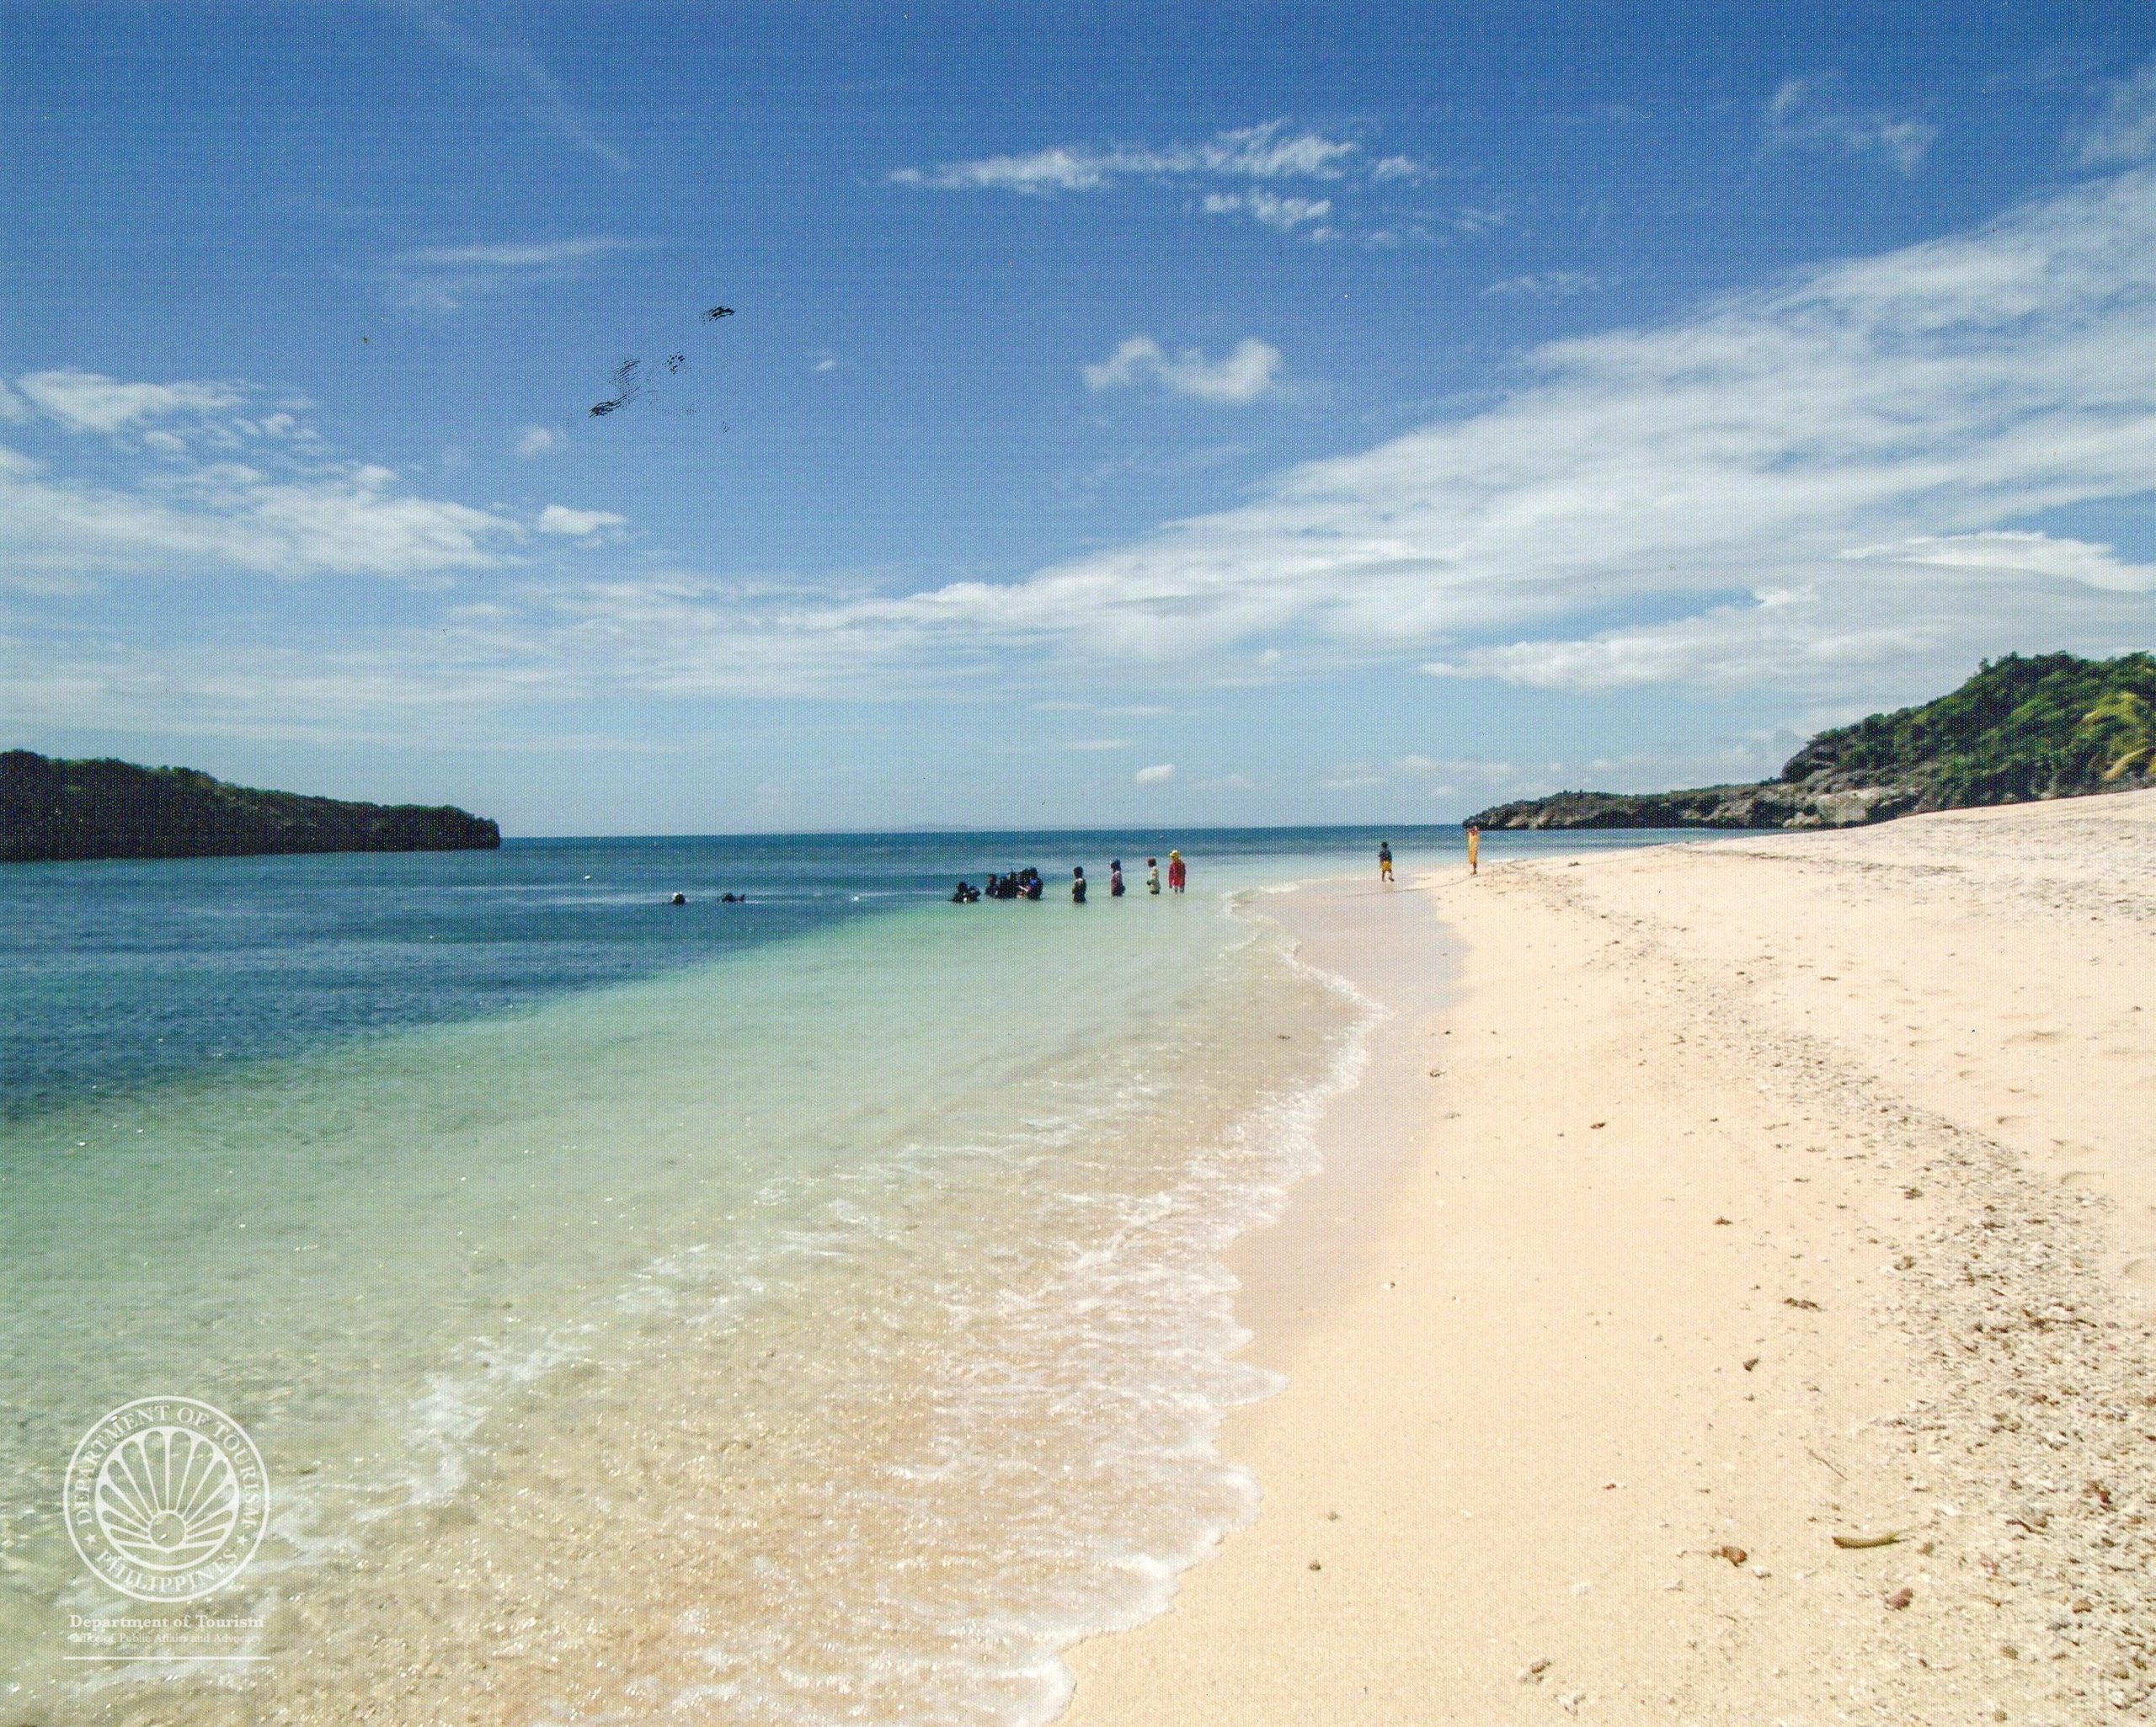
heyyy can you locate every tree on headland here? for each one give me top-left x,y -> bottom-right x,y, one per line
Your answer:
2081,689 -> 2156,783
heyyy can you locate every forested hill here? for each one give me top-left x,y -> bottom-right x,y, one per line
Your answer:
2,751 -> 501,863
1466,653 -> 2156,831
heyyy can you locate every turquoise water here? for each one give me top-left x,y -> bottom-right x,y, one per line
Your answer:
0,827 -> 1682,1724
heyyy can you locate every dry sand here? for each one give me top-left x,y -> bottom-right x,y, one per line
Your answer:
1061,788 -> 2156,1725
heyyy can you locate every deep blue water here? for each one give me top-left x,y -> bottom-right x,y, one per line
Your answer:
0,825 -> 1691,1118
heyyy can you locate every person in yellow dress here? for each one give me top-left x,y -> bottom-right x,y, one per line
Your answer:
1465,824 -> 1481,875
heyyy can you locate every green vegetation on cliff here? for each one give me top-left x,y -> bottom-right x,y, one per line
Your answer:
1467,652 -> 2156,832
2,751 -> 501,864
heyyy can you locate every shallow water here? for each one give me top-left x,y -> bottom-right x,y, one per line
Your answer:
0,827 -> 1684,1724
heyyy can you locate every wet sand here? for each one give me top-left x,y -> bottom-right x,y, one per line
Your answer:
1062,789 -> 2156,1725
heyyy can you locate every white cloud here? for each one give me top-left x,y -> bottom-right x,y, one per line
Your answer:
0,380 -> 28,423
13,162 -> 2156,739
16,370 -> 244,433
536,504 -> 625,537
516,425 -> 562,458
1083,336 -> 1283,404
1201,190 -> 1331,232
890,121 -> 1357,195
2079,58 -> 2156,166
1063,738 -> 1129,752
1764,76 -> 1935,175
813,357 -> 838,373
1371,155 -> 1426,183
1134,763 -> 1176,785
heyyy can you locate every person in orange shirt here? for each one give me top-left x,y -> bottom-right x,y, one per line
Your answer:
1465,824 -> 1481,876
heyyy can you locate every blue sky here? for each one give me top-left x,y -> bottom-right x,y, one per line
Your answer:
3,3 -> 2153,834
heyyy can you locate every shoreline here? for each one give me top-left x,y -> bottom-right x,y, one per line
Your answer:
1061,790 -> 2156,1724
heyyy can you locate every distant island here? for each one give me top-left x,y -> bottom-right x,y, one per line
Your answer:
1,751 -> 501,863
1467,652 -> 2156,831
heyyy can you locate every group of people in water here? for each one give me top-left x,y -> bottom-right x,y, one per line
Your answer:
952,850 -> 1186,905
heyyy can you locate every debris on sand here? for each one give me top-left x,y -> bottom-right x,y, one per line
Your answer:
1832,1531 -> 1903,1549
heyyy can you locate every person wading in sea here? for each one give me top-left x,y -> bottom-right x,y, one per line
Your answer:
1167,850 -> 1186,893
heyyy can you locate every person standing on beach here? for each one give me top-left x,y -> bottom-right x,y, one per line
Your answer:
1167,850 -> 1186,893
1465,824 -> 1481,876
1145,858 -> 1161,895
1378,840 -> 1393,883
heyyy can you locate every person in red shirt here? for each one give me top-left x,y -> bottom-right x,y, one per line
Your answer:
1167,850 -> 1186,893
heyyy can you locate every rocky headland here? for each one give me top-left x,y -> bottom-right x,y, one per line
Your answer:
1468,651 -> 2155,830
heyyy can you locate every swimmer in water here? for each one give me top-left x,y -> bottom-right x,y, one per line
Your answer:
1071,865 -> 1088,904
1110,859 -> 1125,898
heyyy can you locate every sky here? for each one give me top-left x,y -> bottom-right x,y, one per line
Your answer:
3,2 -> 2154,835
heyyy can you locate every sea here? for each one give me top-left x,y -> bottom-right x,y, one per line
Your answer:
0,826 -> 1680,1725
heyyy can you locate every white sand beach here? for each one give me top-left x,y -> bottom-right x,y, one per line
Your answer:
1063,790 -> 2156,1724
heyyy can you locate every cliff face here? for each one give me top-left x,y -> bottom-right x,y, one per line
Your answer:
1,751 -> 501,863
1467,652 -> 2156,832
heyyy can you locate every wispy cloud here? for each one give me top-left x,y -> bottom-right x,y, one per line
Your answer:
1083,336 -> 1283,404
382,235 -> 648,312
1484,270 -> 1601,299
0,370 -> 612,582
2078,56 -> 2156,165
1764,75 -> 1936,174
16,370 -> 244,434
1134,763 -> 1175,785
890,121 -> 1356,195
395,2 -> 626,171
515,425 -> 561,458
